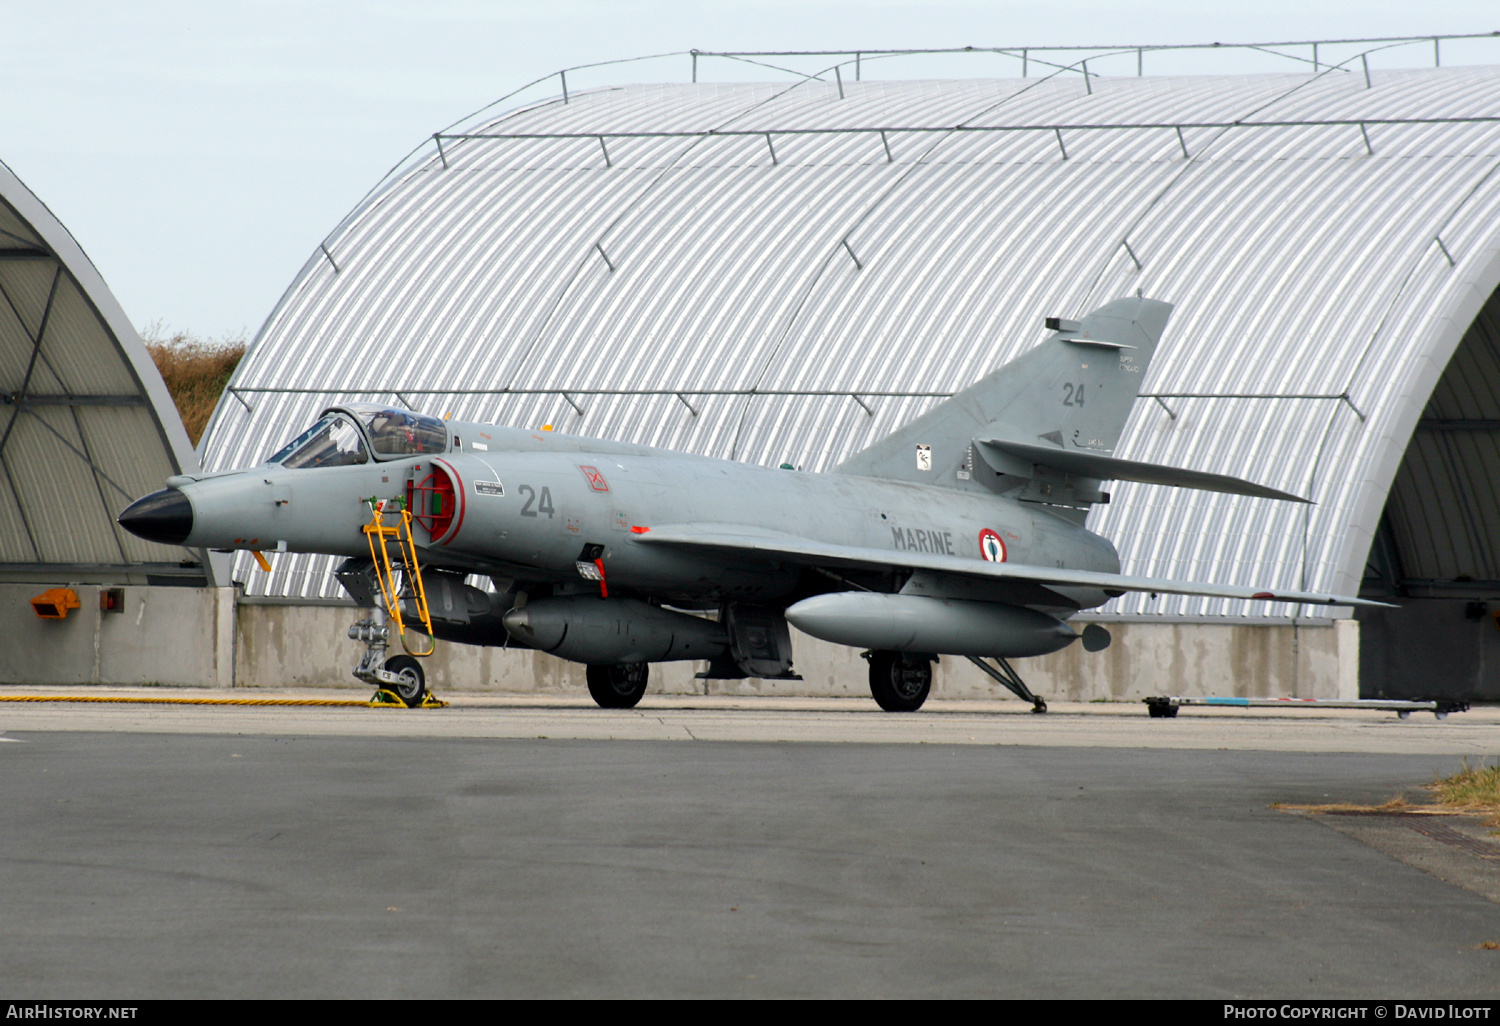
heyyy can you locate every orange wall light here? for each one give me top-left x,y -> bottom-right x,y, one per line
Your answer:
31,588 -> 81,620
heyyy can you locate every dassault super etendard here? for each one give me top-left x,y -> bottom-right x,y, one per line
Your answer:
118,298 -> 1381,711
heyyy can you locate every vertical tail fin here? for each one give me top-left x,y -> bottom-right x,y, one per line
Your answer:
835,297 -> 1172,493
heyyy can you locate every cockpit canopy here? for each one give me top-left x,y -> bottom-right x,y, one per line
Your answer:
356,404 -> 449,456
268,413 -> 368,468
267,404 -> 448,468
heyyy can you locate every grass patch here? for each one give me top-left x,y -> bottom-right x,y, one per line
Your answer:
1273,761 -> 1500,831
142,323 -> 246,447
1427,760 -> 1500,824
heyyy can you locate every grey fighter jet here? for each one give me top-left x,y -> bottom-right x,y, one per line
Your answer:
119,298 -> 1380,711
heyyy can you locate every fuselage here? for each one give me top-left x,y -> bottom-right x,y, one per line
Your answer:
113,298 -> 1206,703
131,409 -> 1121,614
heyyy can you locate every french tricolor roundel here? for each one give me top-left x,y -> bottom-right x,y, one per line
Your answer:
978,528 -> 1007,562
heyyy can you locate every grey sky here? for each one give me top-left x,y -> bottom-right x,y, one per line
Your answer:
2,1 -> 1496,341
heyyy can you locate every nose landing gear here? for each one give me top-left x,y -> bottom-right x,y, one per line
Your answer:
343,501 -> 443,708
349,607 -> 442,708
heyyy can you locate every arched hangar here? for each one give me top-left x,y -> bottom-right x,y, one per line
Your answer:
204,42 -> 1500,700
0,159 -> 231,685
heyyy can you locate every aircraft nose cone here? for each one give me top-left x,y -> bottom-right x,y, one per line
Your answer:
118,487 -> 194,545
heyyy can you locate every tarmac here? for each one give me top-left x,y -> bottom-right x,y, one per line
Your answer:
2,687 -> 1498,998
1,687 -> 1497,753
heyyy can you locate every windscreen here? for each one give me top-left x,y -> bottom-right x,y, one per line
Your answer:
267,414 -> 369,469
358,408 -> 448,456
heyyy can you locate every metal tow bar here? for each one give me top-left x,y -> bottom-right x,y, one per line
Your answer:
1143,696 -> 1469,720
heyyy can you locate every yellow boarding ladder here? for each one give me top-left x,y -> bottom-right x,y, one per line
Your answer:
362,500 -> 435,657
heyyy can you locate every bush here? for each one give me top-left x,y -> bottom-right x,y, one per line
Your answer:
141,323 -> 245,447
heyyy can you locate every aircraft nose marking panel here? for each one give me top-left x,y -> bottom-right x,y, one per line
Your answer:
578,466 -> 610,492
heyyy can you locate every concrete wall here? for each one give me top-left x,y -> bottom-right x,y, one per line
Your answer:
2,583 -> 1358,700
0,583 -> 234,687
235,602 -> 1359,702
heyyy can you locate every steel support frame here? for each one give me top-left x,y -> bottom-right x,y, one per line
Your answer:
18,406 -> 137,504
439,115 -> 1500,147
0,262 -> 62,461
232,386 -> 1382,416
0,260 -> 62,561
71,404 -> 130,562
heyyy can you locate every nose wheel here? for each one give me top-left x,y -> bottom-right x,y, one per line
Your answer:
384,655 -> 428,708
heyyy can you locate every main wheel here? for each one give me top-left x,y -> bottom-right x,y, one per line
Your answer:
384,655 -> 427,708
586,662 -> 649,709
868,651 -> 932,712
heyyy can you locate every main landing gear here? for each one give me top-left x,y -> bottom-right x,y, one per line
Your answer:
586,662 -> 650,709
864,651 -> 1048,713
965,655 -> 1048,713
865,651 -> 934,712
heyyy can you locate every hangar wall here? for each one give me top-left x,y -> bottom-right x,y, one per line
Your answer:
0,161 -> 208,578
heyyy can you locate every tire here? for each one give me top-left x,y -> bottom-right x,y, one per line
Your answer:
385,655 -> 427,708
586,662 -> 649,709
868,651 -> 932,712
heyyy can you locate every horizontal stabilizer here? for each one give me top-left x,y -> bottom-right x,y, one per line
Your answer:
633,524 -> 1388,608
1060,338 -> 1136,349
976,438 -> 1309,503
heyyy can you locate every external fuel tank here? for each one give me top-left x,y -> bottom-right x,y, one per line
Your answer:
784,592 -> 1078,657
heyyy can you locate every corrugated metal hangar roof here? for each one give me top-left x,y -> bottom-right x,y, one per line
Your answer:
203,46 -> 1500,616
0,160 -> 216,585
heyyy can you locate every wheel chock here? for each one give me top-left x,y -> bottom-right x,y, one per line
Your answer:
368,688 -> 448,709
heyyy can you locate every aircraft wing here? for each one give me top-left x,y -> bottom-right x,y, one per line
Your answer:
633,524 -> 1392,608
